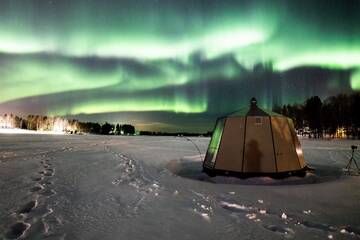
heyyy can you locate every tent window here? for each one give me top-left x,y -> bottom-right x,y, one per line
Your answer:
204,119 -> 225,167
255,117 -> 263,125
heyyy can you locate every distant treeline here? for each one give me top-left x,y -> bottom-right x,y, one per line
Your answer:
273,92 -> 360,139
79,122 -> 135,135
1,92 -> 359,138
0,114 -> 135,135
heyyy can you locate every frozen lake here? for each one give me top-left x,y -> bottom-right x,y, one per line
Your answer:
0,134 -> 359,239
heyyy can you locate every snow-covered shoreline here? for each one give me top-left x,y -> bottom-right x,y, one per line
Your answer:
0,128 -> 65,135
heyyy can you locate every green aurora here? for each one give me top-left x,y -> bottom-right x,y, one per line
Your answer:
0,0 -> 359,131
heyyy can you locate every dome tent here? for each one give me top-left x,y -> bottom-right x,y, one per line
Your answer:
203,98 -> 308,177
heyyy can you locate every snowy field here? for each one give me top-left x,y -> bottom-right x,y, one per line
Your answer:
0,134 -> 359,240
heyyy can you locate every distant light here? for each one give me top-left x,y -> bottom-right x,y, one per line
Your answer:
0,128 -> 64,135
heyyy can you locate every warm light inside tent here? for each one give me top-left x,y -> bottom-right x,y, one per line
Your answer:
296,147 -> 303,157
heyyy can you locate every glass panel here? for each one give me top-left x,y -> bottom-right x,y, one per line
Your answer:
204,118 -> 225,168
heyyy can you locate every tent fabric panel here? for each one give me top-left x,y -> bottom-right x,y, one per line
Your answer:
227,107 -> 282,118
204,118 -> 226,169
243,116 -> 276,172
215,117 -> 245,172
227,107 -> 249,117
246,107 -> 270,116
271,116 -> 301,172
287,118 -> 306,168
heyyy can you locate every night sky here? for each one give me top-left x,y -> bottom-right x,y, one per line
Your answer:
0,0 -> 359,132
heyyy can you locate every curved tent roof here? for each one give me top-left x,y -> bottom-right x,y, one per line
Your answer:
224,98 -> 282,118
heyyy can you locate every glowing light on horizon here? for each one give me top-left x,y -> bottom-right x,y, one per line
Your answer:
0,128 -> 65,135
0,115 -> 13,128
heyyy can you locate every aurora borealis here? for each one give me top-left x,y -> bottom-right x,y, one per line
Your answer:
0,0 -> 359,132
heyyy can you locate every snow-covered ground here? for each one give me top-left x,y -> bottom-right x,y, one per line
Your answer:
0,134 -> 359,240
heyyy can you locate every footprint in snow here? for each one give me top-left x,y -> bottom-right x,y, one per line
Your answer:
30,184 -> 44,192
262,224 -> 295,237
18,200 -> 38,214
43,181 -> 53,185
5,222 -> 31,239
32,176 -> 43,182
44,170 -> 54,177
41,189 -> 56,197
